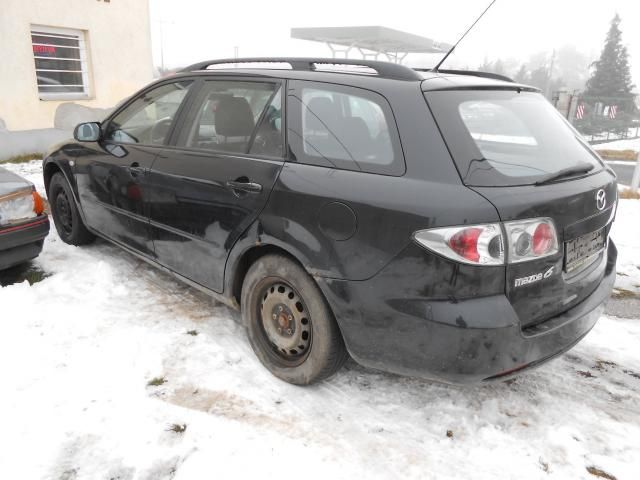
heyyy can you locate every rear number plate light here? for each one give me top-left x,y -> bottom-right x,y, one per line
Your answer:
565,228 -> 606,272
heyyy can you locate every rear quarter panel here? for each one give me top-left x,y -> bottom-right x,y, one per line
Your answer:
255,78 -> 501,281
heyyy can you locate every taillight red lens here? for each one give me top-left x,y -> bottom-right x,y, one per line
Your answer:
504,218 -> 558,263
32,191 -> 45,215
448,228 -> 482,263
532,222 -> 553,254
415,218 -> 556,266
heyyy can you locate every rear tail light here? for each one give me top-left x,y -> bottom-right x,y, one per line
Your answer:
413,224 -> 504,265
0,188 -> 38,226
414,217 -> 558,265
32,191 -> 45,215
503,218 -> 558,263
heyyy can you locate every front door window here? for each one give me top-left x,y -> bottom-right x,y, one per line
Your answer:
105,81 -> 193,145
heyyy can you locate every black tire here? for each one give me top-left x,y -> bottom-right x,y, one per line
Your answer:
49,172 -> 95,246
242,254 -> 348,385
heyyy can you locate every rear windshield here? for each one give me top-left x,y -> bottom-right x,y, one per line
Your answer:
425,90 -> 603,186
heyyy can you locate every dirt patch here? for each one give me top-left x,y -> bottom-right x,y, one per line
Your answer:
0,152 -> 43,164
0,262 -> 50,287
623,369 -> 640,380
586,466 -> 617,480
147,377 -> 167,387
165,387 -> 296,434
594,359 -> 617,372
595,149 -> 637,161
619,189 -> 640,200
611,288 -> 640,300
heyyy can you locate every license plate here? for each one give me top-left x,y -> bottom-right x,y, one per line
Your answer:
565,228 -> 606,272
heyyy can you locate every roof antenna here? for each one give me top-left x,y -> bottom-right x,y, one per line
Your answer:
432,0 -> 497,72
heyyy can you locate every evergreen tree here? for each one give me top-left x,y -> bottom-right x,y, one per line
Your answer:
528,66 -> 550,91
492,59 -> 505,75
514,65 -> 529,84
478,57 -> 493,72
584,14 -> 635,101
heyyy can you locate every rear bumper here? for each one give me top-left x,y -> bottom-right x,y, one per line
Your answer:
0,216 -> 50,270
318,240 -> 617,384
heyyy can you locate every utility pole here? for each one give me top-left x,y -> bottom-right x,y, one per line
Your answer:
156,20 -> 175,74
545,49 -> 556,99
159,20 -> 165,72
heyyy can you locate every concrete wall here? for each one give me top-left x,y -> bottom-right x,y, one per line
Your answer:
0,0 -> 153,131
0,103 -> 114,161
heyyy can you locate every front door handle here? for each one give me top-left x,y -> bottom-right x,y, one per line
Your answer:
129,162 -> 145,177
226,179 -> 263,194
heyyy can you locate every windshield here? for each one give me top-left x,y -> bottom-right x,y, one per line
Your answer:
425,90 -> 603,186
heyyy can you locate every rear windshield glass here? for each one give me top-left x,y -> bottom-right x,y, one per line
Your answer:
425,90 -> 603,186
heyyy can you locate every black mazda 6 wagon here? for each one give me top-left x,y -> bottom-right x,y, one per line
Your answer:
43,58 -> 617,385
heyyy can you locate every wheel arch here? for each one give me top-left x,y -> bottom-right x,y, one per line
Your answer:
43,159 -> 77,200
43,160 -> 63,196
229,243 -> 307,311
43,158 -> 94,236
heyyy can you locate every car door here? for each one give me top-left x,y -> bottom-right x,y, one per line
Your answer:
146,77 -> 285,292
74,79 -> 194,256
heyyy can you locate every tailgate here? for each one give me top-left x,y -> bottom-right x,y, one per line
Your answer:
473,170 -> 617,327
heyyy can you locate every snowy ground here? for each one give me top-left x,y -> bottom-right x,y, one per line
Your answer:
611,200 -> 640,297
1,160 -> 639,480
594,137 -> 640,152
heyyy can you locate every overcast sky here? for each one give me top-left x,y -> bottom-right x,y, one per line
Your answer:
149,0 -> 640,88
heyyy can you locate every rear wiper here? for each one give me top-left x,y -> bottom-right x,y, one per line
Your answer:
534,163 -> 594,186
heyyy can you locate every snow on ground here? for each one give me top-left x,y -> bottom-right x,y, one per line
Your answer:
611,200 -> 640,296
1,160 -> 639,480
595,137 -> 640,152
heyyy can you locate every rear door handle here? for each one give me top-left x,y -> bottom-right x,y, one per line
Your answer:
225,180 -> 263,194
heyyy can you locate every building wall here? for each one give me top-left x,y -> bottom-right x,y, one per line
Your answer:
0,0 -> 153,130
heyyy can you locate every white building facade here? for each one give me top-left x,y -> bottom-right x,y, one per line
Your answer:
0,0 -> 154,130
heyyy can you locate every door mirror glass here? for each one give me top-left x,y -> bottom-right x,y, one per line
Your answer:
74,122 -> 101,142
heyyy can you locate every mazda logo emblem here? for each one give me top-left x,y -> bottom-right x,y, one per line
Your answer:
596,189 -> 606,211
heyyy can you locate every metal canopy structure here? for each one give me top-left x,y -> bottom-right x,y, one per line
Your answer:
291,26 -> 451,63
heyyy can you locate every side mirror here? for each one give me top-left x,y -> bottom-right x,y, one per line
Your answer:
74,122 -> 101,142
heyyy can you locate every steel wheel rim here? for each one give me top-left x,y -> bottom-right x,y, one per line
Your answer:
257,280 -> 312,366
55,190 -> 73,235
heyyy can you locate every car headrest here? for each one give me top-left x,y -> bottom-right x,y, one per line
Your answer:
305,97 -> 340,128
215,96 -> 254,137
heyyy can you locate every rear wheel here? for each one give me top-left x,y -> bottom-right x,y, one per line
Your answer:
242,254 -> 348,385
49,173 -> 95,246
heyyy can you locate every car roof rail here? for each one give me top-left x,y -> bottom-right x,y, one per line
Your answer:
180,57 -> 424,81
415,68 -> 515,83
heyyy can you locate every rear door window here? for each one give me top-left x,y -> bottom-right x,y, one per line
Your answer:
425,90 -> 603,186
249,87 -> 283,157
177,80 -> 282,156
287,81 -> 404,175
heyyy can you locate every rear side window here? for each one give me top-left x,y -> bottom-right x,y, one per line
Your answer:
287,81 -> 404,175
426,90 -> 603,186
179,80 -> 282,156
